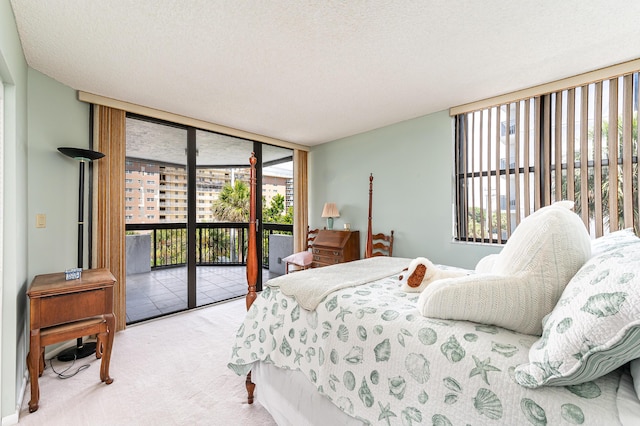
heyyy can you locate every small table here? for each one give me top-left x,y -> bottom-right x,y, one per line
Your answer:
27,268 -> 116,413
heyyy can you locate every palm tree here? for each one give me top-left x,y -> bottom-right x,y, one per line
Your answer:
210,180 -> 250,262
211,180 -> 250,222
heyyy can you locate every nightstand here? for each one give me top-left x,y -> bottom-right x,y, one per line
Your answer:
27,268 -> 116,412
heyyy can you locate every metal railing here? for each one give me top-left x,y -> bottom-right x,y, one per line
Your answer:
126,222 -> 293,270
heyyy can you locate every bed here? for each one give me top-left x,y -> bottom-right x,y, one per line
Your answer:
228,154 -> 640,425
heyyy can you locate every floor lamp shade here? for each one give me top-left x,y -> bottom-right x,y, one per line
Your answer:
58,147 -> 105,268
58,147 -> 105,162
57,146 -> 105,361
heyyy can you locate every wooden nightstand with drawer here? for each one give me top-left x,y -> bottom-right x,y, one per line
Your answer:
311,230 -> 360,267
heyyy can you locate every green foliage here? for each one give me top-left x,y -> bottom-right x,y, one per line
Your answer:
466,207 -> 507,240
211,180 -> 250,222
263,194 -> 285,223
283,206 -> 294,224
200,228 -> 233,263
153,228 -> 187,267
577,113 -> 639,234
210,181 -> 292,225
148,179 -> 295,268
466,207 -> 485,238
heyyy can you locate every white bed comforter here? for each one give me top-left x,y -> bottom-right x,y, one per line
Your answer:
228,262 -> 622,425
267,257 -> 410,310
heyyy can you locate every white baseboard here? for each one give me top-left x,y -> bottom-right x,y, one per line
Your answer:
2,368 -> 27,426
1,412 -> 18,426
1,339 -> 81,425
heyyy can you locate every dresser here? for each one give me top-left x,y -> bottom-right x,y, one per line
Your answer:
311,230 -> 360,267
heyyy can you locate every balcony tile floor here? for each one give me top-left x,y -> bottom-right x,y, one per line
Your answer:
126,266 -> 279,324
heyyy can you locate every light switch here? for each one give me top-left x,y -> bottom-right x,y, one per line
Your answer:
36,214 -> 46,228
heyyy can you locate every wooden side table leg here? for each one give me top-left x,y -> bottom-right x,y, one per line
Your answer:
100,314 -> 115,385
95,332 -> 104,359
28,330 -> 41,413
38,348 -> 45,376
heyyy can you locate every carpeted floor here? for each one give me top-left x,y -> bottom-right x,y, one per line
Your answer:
18,297 -> 277,426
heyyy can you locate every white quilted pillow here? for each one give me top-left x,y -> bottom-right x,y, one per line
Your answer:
515,230 -> 640,387
417,203 -> 591,335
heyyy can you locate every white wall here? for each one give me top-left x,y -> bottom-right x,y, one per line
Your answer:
309,111 -> 501,269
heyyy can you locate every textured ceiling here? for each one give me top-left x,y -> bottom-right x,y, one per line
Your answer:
10,1 -> 640,146
125,116 -> 292,168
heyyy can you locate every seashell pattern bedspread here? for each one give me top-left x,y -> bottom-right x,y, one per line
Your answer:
228,272 -> 622,425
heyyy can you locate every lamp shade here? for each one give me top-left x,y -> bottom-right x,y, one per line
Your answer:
321,202 -> 340,218
58,147 -> 105,161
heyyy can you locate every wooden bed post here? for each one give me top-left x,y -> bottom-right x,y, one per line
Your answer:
246,153 -> 258,311
245,153 -> 258,404
365,173 -> 373,258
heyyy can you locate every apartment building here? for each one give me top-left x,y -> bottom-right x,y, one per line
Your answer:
124,160 -> 290,224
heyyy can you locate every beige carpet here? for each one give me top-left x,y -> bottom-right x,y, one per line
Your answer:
18,298 -> 277,426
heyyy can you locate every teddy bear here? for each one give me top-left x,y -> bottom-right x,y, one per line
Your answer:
399,257 -> 467,292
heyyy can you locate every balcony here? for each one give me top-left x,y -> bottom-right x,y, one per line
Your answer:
126,221 -> 292,268
125,222 -> 292,324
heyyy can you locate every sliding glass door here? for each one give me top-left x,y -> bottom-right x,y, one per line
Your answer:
125,117 -> 189,322
193,130 -> 255,307
124,114 -> 295,324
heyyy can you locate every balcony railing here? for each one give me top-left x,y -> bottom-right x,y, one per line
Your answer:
125,222 -> 292,270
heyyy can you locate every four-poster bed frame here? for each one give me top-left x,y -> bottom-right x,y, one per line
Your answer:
233,154 -> 637,425
244,153 -> 375,403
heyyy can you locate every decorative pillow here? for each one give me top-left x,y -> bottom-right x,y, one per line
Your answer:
282,251 -> 313,267
590,228 -> 639,257
417,202 -> 591,335
474,253 -> 498,273
515,232 -> 640,387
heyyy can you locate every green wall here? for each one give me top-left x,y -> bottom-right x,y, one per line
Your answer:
1,0 -> 29,420
1,4 -> 89,421
309,111 -> 501,269
27,68 -> 91,276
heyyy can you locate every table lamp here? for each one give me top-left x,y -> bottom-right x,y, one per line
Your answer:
321,202 -> 340,230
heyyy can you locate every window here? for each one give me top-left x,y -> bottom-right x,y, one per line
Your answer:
455,71 -> 639,243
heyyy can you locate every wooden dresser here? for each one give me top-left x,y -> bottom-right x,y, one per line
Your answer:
311,230 -> 360,267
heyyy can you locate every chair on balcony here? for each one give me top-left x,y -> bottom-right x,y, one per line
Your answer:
369,230 -> 394,257
283,227 -> 319,274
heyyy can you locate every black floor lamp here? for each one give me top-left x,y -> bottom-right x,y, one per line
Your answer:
56,147 -> 105,361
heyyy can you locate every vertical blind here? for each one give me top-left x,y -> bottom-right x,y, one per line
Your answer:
455,71 -> 639,243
